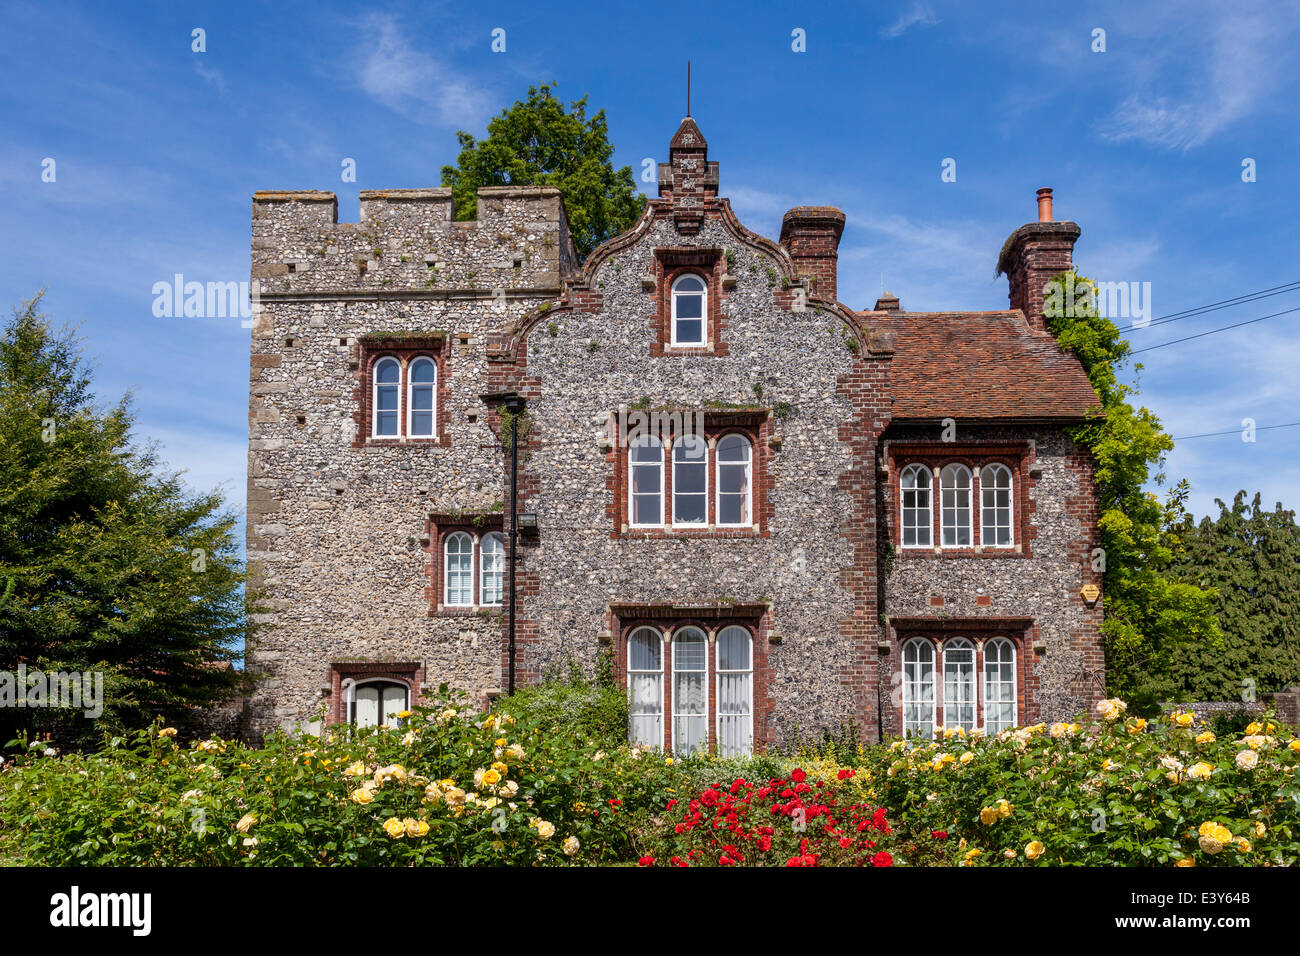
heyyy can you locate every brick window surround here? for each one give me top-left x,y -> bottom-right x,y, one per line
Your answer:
608,409 -> 773,538
649,247 -> 732,357
885,442 -> 1034,557
326,661 -> 425,726
887,617 -> 1037,734
609,603 -> 773,754
423,513 -> 506,616
352,335 -> 451,448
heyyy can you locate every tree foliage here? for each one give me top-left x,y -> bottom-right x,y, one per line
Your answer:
440,84 -> 645,261
1045,272 -> 1221,699
0,294 -> 250,747
1169,491 -> 1300,699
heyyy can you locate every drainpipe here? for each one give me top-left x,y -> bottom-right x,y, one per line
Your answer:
503,394 -> 526,695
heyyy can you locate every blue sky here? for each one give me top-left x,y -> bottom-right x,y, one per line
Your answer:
2,0 -> 1298,527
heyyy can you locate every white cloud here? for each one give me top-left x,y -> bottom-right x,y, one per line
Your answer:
355,12 -> 493,128
1098,8 -> 1294,149
881,1 -> 939,38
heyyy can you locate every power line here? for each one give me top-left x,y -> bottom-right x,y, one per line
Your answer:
1173,421 -> 1300,441
1121,280 -> 1300,333
1129,305 -> 1300,355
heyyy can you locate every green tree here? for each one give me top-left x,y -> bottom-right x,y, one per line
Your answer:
1044,272 -> 1221,700
0,294 -> 250,747
1168,491 -> 1300,699
441,84 -> 645,261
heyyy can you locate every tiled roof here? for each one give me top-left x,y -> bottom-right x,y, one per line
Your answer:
872,310 -> 1102,421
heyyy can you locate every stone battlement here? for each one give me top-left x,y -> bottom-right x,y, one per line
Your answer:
250,185 -> 578,296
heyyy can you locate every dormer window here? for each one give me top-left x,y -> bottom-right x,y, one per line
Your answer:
671,274 -> 707,346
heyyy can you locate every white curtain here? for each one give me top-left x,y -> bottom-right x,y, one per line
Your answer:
717,626 -> 752,756
673,631 -> 708,754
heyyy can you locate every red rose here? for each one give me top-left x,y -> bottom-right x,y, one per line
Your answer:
837,768 -> 856,780
873,851 -> 893,867
666,799 -> 678,811
638,856 -> 655,866
931,830 -> 948,840
791,768 -> 807,784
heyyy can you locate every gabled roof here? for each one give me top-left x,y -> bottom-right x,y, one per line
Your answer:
869,309 -> 1101,421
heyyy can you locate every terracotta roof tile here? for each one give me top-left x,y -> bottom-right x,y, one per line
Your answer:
871,310 -> 1101,421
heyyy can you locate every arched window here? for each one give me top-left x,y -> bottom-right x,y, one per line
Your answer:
980,464 -> 1013,547
940,464 -> 972,547
349,679 -> 409,728
627,627 -> 663,749
373,357 -> 400,437
716,625 -> 753,756
629,435 -> 663,527
900,464 -> 932,548
443,532 -> 474,606
672,627 -> 709,755
407,357 -> 436,438
983,638 -> 1017,734
902,638 -> 936,738
716,434 -> 752,526
943,638 -> 977,731
904,642 -> 935,738
671,274 -> 706,346
672,435 -> 708,524
479,532 -> 504,606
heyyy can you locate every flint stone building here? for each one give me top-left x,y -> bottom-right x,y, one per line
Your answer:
245,118 -> 1105,749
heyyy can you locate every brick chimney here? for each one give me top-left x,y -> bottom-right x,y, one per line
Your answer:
780,206 -> 846,303
996,187 -> 1081,333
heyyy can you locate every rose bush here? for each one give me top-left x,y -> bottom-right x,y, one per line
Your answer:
0,688 -> 682,866
854,704 -> 1300,866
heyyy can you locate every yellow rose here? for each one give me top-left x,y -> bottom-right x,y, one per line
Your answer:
404,818 -> 429,838
1253,821 -> 1266,838
1188,762 -> 1214,780
1003,849 -> 1017,859
1195,731 -> 1216,745
979,806 -> 1000,825
344,760 -> 367,777
1128,718 -> 1147,735
1235,750 -> 1259,771
1234,837 -> 1252,853
996,799 -> 1013,818
481,768 -> 502,787
959,751 -> 975,765
534,819 -> 556,840
1174,857 -> 1195,867
562,835 -> 580,856
235,813 -> 257,833
350,785 -> 376,805
1025,841 -> 1044,860
424,783 -> 444,803
491,761 -> 508,776
1290,739 -> 1300,753
1175,711 -> 1194,727
158,727 -> 178,738
382,817 -> 406,838
1246,722 -> 1263,735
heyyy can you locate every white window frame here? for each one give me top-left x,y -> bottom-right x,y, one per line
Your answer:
443,531 -> 475,607
672,434 -> 709,526
627,627 -> 664,750
670,626 -> 710,755
982,637 -> 1018,734
715,625 -> 753,757
347,678 -> 410,728
670,273 -> 707,347
899,463 -> 932,548
406,356 -> 437,439
628,435 -> 664,528
979,463 -> 1014,548
940,464 -> 973,548
901,637 -> 937,738
372,356 -> 402,438
479,532 -> 504,606
715,433 -> 753,527
942,638 -> 977,732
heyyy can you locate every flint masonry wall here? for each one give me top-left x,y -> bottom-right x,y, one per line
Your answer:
511,212 -> 879,747
246,186 -> 576,735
